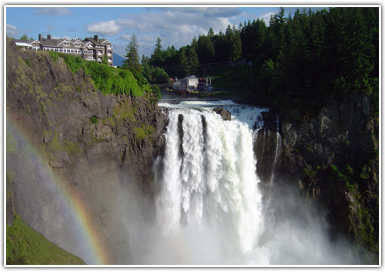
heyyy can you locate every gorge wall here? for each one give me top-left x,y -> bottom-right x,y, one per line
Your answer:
6,38 -> 167,264
6,37 -> 379,264
255,92 -> 379,255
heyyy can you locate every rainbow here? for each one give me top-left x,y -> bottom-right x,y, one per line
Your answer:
6,116 -> 110,265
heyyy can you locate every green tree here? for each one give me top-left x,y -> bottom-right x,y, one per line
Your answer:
20,34 -> 32,40
178,47 -> 189,77
152,37 -> 163,66
102,54 -> 108,65
214,30 -> 227,62
207,27 -> 215,38
188,47 -> 200,75
124,34 -> 143,74
191,36 -> 198,52
141,54 -> 150,65
232,24 -> 242,62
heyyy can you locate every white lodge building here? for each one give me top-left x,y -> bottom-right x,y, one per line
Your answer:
14,34 -> 113,67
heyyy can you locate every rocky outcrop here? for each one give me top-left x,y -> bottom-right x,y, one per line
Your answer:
254,111 -> 280,184
272,93 -> 379,253
213,107 -> 231,121
6,38 -> 168,264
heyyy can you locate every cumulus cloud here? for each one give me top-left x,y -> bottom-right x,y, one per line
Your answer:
86,20 -> 121,36
6,24 -> 19,36
118,33 -> 132,41
88,7 -> 275,57
259,12 -> 275,25
117,9 -> 233,54
147,7 -> 241,18
34,7 -> 73,16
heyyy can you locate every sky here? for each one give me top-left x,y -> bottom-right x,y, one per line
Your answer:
5,5 -> 331,58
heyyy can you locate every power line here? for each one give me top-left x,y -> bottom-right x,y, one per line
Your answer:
149,60 -> 231,69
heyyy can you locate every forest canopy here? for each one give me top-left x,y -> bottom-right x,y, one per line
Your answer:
142,7 -> 378,112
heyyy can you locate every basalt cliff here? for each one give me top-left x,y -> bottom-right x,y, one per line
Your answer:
252,91 -> 379,258
6,38 -> 167,264
6,37 -> 379,265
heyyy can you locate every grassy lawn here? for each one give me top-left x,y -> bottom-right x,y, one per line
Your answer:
6,214 -> 86,265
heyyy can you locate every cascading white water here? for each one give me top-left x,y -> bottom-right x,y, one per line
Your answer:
134,100 -> 371,266
153,100 -> 268,264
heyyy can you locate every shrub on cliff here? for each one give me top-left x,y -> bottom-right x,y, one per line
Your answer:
48,51 -> 154,98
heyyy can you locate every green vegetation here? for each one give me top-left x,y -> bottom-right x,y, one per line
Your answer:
6,171 -> 15,183
45,131 -> 81,155
134,124 -> 155,141
48,51 -> 158,99
329,162 -> 378,252
123,34 -> 143,74
6,214 -> 86,265
304,167 -> 317,177
24,58 -> 32,67
147,7 -> 378,115
19,34 -> 33,40
6,129 -> 18,154
89,116 -> 99,124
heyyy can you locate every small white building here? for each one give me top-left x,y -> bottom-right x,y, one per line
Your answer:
15,42 -> 33,50
173,80 -> 180,90
180,75 -> 199,90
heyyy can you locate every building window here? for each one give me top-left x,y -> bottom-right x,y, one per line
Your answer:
63,42 -> 70,46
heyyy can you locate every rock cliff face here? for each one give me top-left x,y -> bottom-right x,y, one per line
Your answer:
6,36 -> 379,264
6,38 -> 167,264
257,92 -> 379,254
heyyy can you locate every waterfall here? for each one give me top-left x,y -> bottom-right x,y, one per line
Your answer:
153,100 -> 269,264
139,100 -> 369,266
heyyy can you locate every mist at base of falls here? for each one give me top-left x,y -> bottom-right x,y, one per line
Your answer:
121,100 -> 372,266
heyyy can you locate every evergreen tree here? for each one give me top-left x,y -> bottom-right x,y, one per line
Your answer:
204,35 -> 215,63
152,37 -> 163,66
141,54 -> 150,64
178,47 -> 189,77
232,24 -> 242,62
124,34 -> 142,74
187,47 -> 200,75
207,27 -> 215,38
20,34 -> 32,40
191,36 -> 198,52
214,30 -> 227,62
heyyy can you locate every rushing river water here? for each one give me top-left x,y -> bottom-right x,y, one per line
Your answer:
126,100 -> 371,266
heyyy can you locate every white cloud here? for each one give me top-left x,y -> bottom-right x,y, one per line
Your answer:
86,20 -> 121,36
6,24 -> 19,36
34,7 -> 73,16
52,36 -> 71,39
115,19 -> 137,30
149,7 -> 241,18
260,12 -> 275,25
87,7 -> 275,57
116,9 -> 233,57
119,33 -> 132,41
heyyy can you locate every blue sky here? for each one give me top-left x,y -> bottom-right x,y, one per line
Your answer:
6,5 -> 330,58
